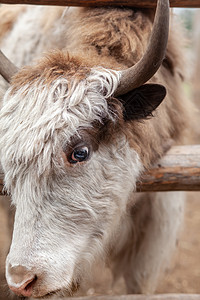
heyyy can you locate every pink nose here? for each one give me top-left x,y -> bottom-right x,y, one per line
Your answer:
8,265 -> 37,297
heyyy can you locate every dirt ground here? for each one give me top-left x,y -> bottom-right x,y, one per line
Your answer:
0,192 -> 199,299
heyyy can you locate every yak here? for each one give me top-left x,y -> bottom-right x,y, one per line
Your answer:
0,0 -> 191,298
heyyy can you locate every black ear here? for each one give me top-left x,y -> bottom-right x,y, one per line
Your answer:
116,84 -> 166,121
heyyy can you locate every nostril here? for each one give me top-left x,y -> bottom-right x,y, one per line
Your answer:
9,275 -> 37,297
24,275 -> 37,292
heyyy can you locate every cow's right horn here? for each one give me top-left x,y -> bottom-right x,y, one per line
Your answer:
0,50 -> 18,83
115,0 -> 170,96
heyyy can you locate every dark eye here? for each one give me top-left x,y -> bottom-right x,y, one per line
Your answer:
69,146 -> 90,164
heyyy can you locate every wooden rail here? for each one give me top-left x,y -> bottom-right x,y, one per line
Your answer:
1,0 -> 200,7
136,144 -> 200,192
0,145 -> 200,195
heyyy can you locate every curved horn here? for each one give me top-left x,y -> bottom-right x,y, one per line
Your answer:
115,0 -> 169,96
0,50 -> 18,83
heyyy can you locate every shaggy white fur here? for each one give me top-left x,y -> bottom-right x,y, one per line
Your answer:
0,67 -> 120,191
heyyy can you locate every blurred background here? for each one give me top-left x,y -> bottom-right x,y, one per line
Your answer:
155,8 -> 200,294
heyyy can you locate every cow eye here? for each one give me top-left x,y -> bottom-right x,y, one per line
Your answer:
69,146 -> 90,164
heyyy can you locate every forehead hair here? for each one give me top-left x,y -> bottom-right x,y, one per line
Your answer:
0,52 -> 120,191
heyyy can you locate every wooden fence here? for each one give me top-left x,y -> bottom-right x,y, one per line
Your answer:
0,1 -> 200,300
1,0 -> 200,7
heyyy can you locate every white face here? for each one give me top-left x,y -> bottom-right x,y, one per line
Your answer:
0,68 -> 142,298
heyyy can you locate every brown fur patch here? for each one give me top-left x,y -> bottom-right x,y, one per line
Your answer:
0,5 -> 26,43
11,50 -> 92,92
68,7 -> 152,68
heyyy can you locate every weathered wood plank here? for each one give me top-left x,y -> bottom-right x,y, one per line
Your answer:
0,145 -> 200,194
136,144 -> 200,192
1,0 -> 200,7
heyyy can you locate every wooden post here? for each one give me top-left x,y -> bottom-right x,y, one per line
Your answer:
1,145 -> 200,195
1,0 -> 200,7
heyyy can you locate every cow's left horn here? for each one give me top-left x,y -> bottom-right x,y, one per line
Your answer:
115,0 -> 169,96
0,50 -> 18,83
